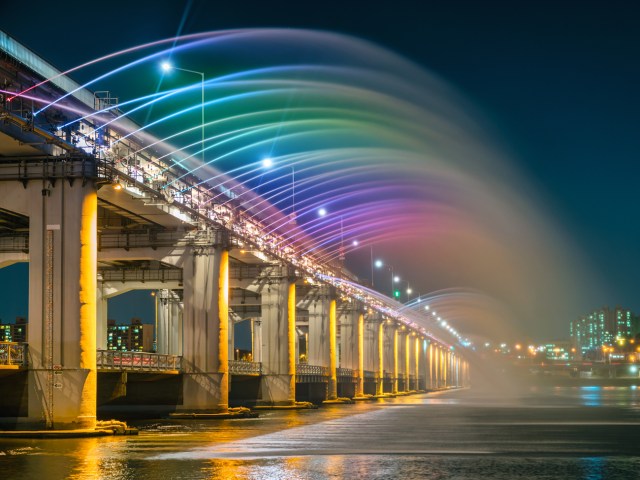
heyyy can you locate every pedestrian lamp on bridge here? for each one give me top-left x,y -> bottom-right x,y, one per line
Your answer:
161,61 -> 205,165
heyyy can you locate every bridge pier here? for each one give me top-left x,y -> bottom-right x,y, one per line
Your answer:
8,181 -> 98,430
308,286 -> 335,400
418,337 -> 428,390
157,290 -> 183,356
257,273 -> 296,406
376,318 -> 385,395
179,247 -> 229,413
339,306 -> 364,398
431,343 -> 438,388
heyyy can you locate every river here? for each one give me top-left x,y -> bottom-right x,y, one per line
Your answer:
2,384 -> 640,479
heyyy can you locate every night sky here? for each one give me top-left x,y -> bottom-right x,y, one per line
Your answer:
1,0 -> 638,340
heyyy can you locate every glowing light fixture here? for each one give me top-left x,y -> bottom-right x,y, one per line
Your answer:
318,207 -> 327,217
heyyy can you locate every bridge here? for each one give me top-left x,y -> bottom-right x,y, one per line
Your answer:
0,31 -> 469,430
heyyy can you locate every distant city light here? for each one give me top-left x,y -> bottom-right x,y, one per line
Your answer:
352,240 -> 359,246
374,259 -> 383,268
262,157 -> 273,168
318,207 -> 327,217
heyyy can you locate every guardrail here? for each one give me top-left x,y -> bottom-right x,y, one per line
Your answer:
97,350 -> 181,372
0,342 -> 27,367
228,360 -> 262,376
337,367 -> 355,378
296,364 -> 330,376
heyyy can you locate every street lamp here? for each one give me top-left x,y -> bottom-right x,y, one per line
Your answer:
161,61 -> 205,165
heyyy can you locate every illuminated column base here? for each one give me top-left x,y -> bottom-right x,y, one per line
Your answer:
179,247 -> 228,413
24,182 -> 97,430
258,278 -> 296,406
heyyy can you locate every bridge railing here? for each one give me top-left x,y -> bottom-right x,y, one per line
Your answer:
97,350 -> 181,372
228,360 -> 262,376
296,364 -> 330,376
0,342 -> 27,367
337,367 -> 355,378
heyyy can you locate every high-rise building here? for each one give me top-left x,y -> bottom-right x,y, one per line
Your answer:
570,307 -> 637,359
0,317 -> 27,342
107,318 -> 154,352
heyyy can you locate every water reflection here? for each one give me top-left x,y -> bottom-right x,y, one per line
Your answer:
2,389 -> 640,479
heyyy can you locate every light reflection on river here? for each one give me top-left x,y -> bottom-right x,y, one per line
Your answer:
2,386 -> 640,479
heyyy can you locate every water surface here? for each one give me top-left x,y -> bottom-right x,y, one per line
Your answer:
2,386 -> 640,479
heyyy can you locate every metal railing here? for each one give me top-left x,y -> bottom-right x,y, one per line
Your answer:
0,342 -> 27,367
228,360 -> 262,376
97,350 -> 181,372
296,363 -> 329,376
364,370 -> 376,379
337,367 -> 355,378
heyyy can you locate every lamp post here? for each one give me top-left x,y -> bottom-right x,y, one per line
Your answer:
161,61 -> 205,165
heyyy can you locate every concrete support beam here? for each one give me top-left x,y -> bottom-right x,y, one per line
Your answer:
24,181 -> 97,429
339,305 -> 364,397
403,330 -> 410,392
156,290 -> 183,355
377,320 -> 385,396
258,275 -> 296,405
418,338 -> 428,390
179,247 -> 228,413
383,322 -> 398,394
308,287 -> 331,368
327,298 -> 337,400
356,311 -> 365,397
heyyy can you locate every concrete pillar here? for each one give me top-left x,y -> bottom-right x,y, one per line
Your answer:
418,338 -> 428,391
259,277 -> 296,405
179,247 -> 228,413
308,288 -> 330,367
156,290 -> 169,354
434,345 -> 440,388
356,311 -> 364,397
363,314 -> 379,395
412,335 -> 420,391
327,299 -> 337,400
170,292 -> 183,356
156,290 -> 182,355
376,320 -> 385,396
339,307 -> 364,397
96,287 -> 108,351
252,319 -> 262,363
387,323 -> 398,394
26,182 -> 97,429
442,349 -> 448,387
428,343 -> 433,389
404,330 -> 411,392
